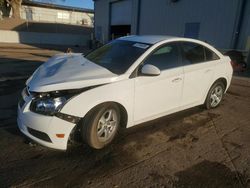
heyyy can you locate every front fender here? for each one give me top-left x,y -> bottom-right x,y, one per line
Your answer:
60,79 -> 135,128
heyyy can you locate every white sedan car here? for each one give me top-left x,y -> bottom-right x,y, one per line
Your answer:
17,35 -> 233,150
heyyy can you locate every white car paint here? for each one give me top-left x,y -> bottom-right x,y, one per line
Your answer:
26,53 -> 120,92
134,63 -> 184,123
17,35 -> 233,150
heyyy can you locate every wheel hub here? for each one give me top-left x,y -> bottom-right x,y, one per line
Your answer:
97,109 -> 117,142
210,85 -> 223,107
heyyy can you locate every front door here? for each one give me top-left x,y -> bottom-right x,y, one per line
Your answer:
133,42 -> 184,123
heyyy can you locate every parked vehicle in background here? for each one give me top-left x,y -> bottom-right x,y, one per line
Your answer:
225,50 -> 247,72
17,35 -> 233,150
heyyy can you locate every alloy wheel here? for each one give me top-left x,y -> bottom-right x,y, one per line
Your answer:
210,85 -> 223,107
97,109 -> 118,142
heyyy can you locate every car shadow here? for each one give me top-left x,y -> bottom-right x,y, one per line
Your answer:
173,160 -> 248,187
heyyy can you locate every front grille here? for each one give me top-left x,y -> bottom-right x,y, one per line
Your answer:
27,127 -> 52,143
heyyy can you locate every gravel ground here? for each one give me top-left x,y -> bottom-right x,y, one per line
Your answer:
0,43 -> 250,188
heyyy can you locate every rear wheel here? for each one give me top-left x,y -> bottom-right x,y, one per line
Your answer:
82,103 -> 120,149
205,81 -> 225,109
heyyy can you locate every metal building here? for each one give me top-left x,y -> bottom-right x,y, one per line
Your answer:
94,0 -> 250,50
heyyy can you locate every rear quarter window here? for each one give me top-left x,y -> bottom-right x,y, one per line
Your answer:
205,47 -> 220,61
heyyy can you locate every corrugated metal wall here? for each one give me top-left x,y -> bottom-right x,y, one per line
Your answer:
94,0 -> 250,50
94,0 -> 110,42
237,0 -> 250,50
138,0 -> 239,49
110,0 -> 132,25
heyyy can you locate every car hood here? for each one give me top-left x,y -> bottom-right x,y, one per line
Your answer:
27,53 -> 120,92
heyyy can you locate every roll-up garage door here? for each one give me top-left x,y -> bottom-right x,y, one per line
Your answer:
111,0 -> 132,26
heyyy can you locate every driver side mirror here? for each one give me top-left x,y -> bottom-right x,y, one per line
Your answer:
141,64 -> 161,76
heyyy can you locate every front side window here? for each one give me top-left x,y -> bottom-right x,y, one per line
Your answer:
85,40 -> 150,74
143,43 -> 180,70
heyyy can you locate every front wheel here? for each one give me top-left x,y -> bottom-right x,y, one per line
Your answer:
81,103 -> 121,149
204,81 -> 225,109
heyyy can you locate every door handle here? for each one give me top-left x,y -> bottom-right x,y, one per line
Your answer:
172,78 -> 182,83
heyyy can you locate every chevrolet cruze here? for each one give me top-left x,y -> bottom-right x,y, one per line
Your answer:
17,35 -> 233,150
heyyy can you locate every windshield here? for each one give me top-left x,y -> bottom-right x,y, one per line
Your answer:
85,40 -> 151,74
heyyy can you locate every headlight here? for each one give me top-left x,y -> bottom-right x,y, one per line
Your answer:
30,97 -> 67,116
28,86 -> 97,116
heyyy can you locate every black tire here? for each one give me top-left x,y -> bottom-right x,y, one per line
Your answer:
81,103 -> 121,149
204,81 -> 225,109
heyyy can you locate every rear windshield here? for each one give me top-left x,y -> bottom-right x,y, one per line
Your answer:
85,40 -> 151,74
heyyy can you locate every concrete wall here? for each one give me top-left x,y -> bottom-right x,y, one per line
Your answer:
0,30 -> 90,46
21,5 -> 94,26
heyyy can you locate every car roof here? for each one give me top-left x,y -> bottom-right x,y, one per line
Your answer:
118,35 -> 178,44
117,35 -> 223,58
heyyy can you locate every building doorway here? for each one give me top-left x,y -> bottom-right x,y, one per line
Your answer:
110,0 -> 132,40
110,25 -> 131,39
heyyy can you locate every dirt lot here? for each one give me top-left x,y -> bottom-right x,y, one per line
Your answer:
0,43 -> 250,188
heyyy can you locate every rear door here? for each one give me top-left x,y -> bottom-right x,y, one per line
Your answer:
180,42 -> 220,107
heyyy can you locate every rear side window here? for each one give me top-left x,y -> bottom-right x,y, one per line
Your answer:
181,42 -> 220,65
181,42 -> 205,64
143,43 -> 180,70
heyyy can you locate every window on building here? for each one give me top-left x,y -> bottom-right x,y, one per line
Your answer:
57,12 -> 69,19
184,23 -> 200,39
82,19 -> 88,25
